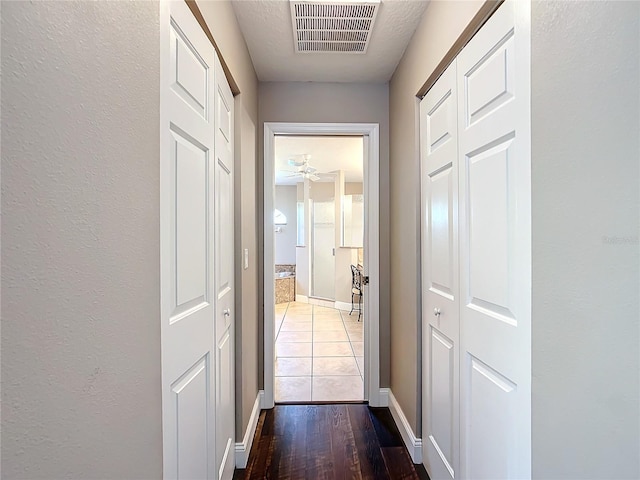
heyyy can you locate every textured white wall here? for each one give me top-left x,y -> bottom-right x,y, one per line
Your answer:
1,2 -> 162,478
275,186 -> 298,265
531,1 -> 640,478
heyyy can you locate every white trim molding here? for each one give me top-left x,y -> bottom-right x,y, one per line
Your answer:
389,390 -> 423,464
334,300 -> 352,312
294,294 -> 309,303
264,122 -> 380,409
378,388 -> 390,407
235,390 -> 264,468
307,297 -> 335,309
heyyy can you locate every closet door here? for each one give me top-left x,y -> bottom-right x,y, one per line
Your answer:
420,61 -> 460,480
457,1 -> 531,478
214,56 -> 235,480
160,1 -> 217,478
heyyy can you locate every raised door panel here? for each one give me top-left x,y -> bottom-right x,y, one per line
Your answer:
457,1 -> 531,478
161,2 -> 217,479
216,331 -> 233,480
170,19 -> 209,119
421,60 -> 460,480
173,356 -> 211,480
466,137 -> 517,327
173,129 -> 209,312
427,164 -> 454,300
467,356 -> 517,480
464,33 -> 515,127
427,327 -> 455,477
215,157 -> 233,318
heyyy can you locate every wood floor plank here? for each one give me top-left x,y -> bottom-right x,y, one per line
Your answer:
236,404 -> 428,480
328,405 -> 361,479
368,407 -> 404,448
305,405 -> 334,479
347,404 -> 390,480
381,447 -> 421,479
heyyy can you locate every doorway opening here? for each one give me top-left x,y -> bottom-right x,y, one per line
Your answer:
264,123 -> 381,408
274,135 -> 364,402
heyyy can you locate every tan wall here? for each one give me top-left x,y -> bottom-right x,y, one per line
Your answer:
531,1 -> 640,477
345,182 -> 364,195
1,2 -> 163,477
388,0 -> 484,435
258,81 -> 390,388
310,181 -> 335,201
196,0 -> 260,441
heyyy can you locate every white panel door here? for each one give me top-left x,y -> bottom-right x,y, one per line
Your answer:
457,1 -> 531,478
213,57 -> 235,480
311,200 -> 335,300
160,2 -> 217,478
420,61 -> 460,480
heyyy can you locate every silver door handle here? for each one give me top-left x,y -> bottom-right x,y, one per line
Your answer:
434,308 -> 441,317
223,309 -> 231,317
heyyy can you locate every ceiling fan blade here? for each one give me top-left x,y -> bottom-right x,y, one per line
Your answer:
308,174 -> 321,181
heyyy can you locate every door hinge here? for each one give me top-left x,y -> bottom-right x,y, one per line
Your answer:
363,276 -> 370,286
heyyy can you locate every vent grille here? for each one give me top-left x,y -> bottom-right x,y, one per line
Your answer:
290,0 -> 380,54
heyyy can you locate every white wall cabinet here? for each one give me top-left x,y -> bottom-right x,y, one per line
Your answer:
342,194 -> 364,248
420,1 -> 531,479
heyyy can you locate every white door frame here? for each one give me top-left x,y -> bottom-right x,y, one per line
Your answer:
263,122 -> 381,408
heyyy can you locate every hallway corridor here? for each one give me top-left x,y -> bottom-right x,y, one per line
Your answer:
275,301 -> 364,402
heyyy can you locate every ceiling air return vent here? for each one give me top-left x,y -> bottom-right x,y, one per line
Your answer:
290,0 -> 381,54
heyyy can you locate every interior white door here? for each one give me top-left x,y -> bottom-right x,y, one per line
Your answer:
213,56 -> 235,480
457,1 -> 531,478
160,1 -> 217,478
311,200 -> 335,300
420,60 -> 460,480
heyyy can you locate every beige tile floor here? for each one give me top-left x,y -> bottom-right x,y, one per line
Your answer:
274,301 -> 364,402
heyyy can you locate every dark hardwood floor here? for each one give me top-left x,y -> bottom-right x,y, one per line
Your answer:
234,404 -> 430,480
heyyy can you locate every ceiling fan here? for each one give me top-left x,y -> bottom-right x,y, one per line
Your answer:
281,154 -> 334,182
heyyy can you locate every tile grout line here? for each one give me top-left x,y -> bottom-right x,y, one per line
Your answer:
346,314 -> 364,381
274,301 -> 289,342
340,308 -> 359,362
341,309 -> 365,394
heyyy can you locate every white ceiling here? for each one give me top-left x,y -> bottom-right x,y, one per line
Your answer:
231,0 -> 430,83
275,135 -> 363,185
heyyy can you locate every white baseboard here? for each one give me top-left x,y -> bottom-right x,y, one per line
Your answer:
235,390 -> 264,468
294,297 -> 354,314
388,390 -> 423,464
308,297 -> 334,308
377,388 -> 390,407
334,300 -> 352,311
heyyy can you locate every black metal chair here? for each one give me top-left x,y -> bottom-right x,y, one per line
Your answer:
350,264 -> 363,321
